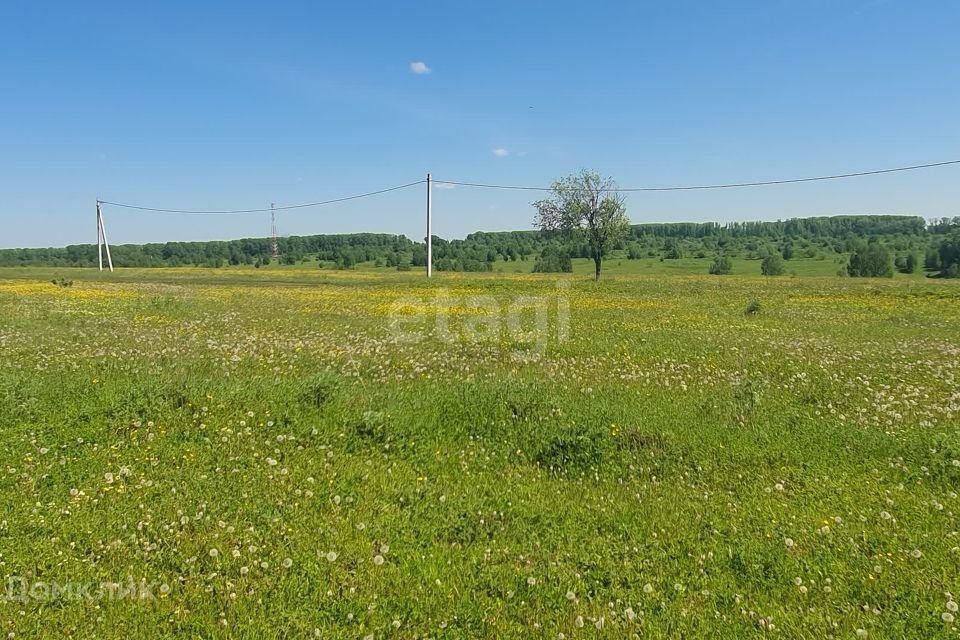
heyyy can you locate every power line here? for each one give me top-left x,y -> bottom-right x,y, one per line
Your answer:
96,158 -> 960,215
99,180 -> 425,215
433,159 -> 960,192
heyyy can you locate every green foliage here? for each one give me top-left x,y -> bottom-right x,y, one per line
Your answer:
847,244 -> 893,278
937,233 -> 960,278
744,299 -> 762,315
663,238 -> 684,260
533,423 -> 607,473
532,169 -> 630,280
531,246 -> 573,273
709,255 -> 733,275
50,277 -> 73,287
761,253 -> 786,276
299,372 -> 340,409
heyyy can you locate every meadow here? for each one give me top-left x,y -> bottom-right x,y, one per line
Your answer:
1,265 -> 959,638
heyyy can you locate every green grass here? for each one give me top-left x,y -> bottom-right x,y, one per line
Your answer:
1,267 -> 959,638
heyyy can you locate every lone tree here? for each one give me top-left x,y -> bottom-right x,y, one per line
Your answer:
533,170 -> 629,280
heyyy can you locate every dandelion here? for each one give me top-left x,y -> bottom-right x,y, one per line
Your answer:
356,522 -> 366,531
103,472 -> 115,484
325,551 -> 338,562
880,511 -> 891,520
209,548 -> 219,558
373,555 -> 385,566
784,537 -> 795,548
282,558 -> 293,568
625,607 -> 637,621
855,629 -> 868,638
943,612 -> 954,623
574,616 -> 584,628
643,583 -> 654,594
527,577 -> 537,586
911,549 -> 923,559
266,457 -> 278,466
948,601 -> 958,613
565,590 -> 576,601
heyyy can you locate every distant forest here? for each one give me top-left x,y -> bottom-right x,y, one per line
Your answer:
3,215 -> 960,278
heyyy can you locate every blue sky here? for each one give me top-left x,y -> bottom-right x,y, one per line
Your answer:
2,0 -> 958,248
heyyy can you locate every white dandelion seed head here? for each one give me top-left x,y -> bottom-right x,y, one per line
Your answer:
373,555 -> 385,566
325,551 -> 338,562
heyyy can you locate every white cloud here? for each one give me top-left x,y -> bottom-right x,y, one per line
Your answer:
492,148 -> 509,157
409,61 -> 431,75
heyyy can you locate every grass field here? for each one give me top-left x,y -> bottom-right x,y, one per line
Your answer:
2,266 -> 960,638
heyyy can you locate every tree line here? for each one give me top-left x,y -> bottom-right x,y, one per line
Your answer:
2,213 -> 959,278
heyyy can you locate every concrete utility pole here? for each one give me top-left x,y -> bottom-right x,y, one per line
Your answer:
426,173 -> 432,278
96,200 -> 113,272
270,203 -> 279,257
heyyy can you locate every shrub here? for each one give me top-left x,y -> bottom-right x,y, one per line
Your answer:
761,254 -> 785,276
709,256 -> 733,275
937,234 -> 960,277
847,244 -> 893,278
532,246 -> 573,273
744,299 -> 762,316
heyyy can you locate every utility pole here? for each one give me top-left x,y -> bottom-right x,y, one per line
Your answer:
426,173 -> 432,278
270,203 -> 279,258
96,200 -> 114,272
